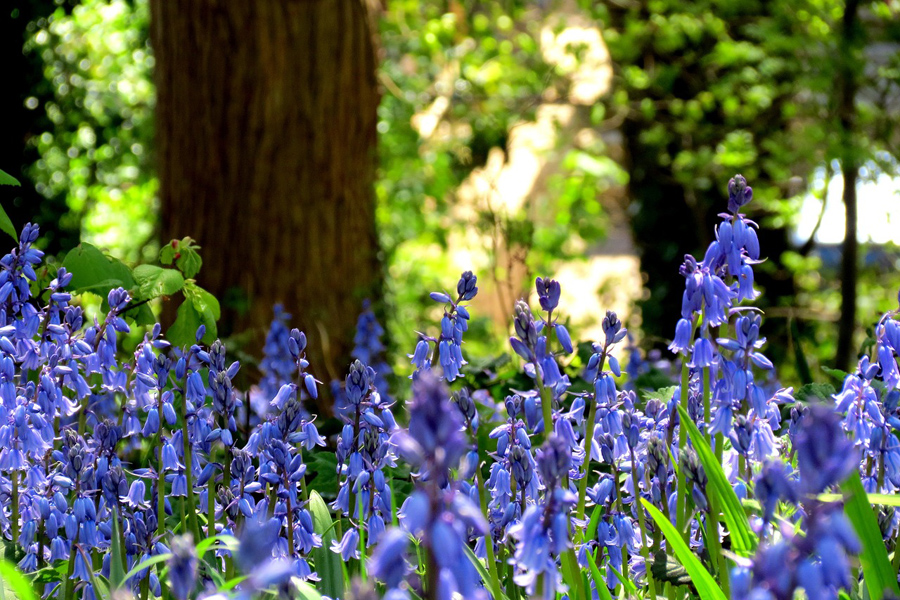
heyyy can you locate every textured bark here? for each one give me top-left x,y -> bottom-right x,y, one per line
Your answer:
150,0 -> 382,407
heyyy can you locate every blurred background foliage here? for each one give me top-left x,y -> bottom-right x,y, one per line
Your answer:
3,0 -> 900,386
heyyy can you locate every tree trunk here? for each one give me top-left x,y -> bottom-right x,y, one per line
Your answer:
835,0 -> 861,372
150,0 -> 382,409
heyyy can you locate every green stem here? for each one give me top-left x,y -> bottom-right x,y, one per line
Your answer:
537,374 -> 554,443
178,389 -> 201,541
475,462 -> 503,599
576,351 -> 607,525
630,448 -> 658,600
358,493 -> 367,581
298,447 -> 309,503
675,356 -> 690,544
63,541 -> 77,600
157,436 -> 165,537
11,471 -> 19,547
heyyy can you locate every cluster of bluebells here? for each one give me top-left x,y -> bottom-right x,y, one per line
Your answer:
409,271 -> 478,381
331,359 -> 398,561
4,173 -> 898,600
0,223 -> 341,599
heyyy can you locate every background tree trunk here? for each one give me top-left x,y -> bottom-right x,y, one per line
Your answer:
834,0 -> 861,372
150,0 -> 382,410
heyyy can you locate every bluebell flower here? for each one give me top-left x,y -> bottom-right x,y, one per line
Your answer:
795,404 -> 858,495
167,535 -> 198,600
369,528 -> 411,589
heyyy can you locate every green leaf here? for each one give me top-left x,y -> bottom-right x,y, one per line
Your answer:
605,562 -> 637,595
120,553 -> 172,587
183,281 -> 219,342
795,382 -> 837,403
309,491 -> 344,600
305,452 -> 339,498
132,265 -> 185,300
195,535 -> 239,556
822,366 -> 850,382
559,548 -> 586,600
586,504 -> 603,542
641,385 -> 679,403
159,243 -> 177,265
0,205 -> 16,243
586,550 -> 614,600
0,170 -> 20,187
0,558 -> 36,600
177,248 -> 202,279
642,499 -> 728,600
219,576 -> 247,592
109,507 -> 126,589
167,300 -> 203,348
676,404 -> 757,555
819,492 -> 900,507
841,471 -> 900,600
61,243 -> 134,298
462,543 -> 509,600
294,581 -> 324,600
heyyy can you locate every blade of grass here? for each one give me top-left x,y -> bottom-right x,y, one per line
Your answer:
586,549 -> 614,600
462,543 -> 510,600
676,404 -> 757,555
119,553 -> 172,587
841,471 -> 900,600
820,492 -> 900,507
642,499 -> 727,600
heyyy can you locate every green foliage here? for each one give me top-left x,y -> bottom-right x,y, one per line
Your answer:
0,170 -> 21,187
24,0 -> 156,264
62,241 -> 136,296
642,500 -> 728,600
676,404 -> 757,556
0,558 -> 37,600
841,472 -> 900,600
308,492 -> 344,600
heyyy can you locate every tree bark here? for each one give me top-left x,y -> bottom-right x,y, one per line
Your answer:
150,0 -> 382,409
835,0 -> 861,372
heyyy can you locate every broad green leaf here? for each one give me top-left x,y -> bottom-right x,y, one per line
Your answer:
177,247 -> 202,279
309,491 -> 344,600
132,265 -> 184,300
822,366 -> 850,382
676,404 -> 757,555
0,205 -> 15,242
61,243 -> 134,298
159,243 -> 177,265
841,472 -> 900,600
183,281 -> 219,342
167,300 -> 203,348
0,558 -> 36,600
642,499 -> 728,600
0,170 -> 20,186
462,543 -> 509,600
795,382 -> 837,403
642,385 -> 679,403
